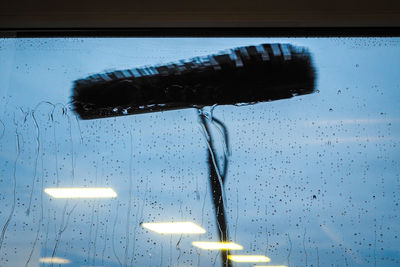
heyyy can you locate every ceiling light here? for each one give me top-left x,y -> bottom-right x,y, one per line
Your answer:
142,222 -> 206,234
39,257 -> 70,264
192,241 -> 243,250
44,187 -> 117,198
228,255 -> 271,262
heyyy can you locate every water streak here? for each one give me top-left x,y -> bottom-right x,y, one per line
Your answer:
50,202 -> 77,267
0,122 -> 20,253
112,200 -> 122,266
26,111 -> 40,216
124,130 -> 133,267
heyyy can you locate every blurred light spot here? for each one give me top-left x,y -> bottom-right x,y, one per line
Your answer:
228,255 -> 271,262
142,222 -> 206,234
44,187 -> 117,198
39,257 -> 70,264
192,241 -> 243,250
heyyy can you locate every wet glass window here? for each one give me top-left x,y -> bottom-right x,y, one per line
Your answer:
0,37 -> 399,267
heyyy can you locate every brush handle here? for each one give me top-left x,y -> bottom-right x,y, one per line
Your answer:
72,43 -> 315,119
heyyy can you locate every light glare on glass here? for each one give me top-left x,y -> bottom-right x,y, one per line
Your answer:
44,187 -> 117,198
39,257 -> 71,264
228,255 -> 271,262
255,266 -> 287,267
192,241 -> 243,250
142,222 -> 206,234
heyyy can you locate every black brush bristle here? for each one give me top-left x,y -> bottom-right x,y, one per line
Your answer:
72,43 -> 316,119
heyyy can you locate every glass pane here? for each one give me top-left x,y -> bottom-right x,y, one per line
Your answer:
0,37 -> 399,267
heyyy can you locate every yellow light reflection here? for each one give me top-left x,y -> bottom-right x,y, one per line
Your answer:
192,241 -> 243,250
39,257 -> 70,264
228,255 -> 271,262
142,222 -> 206,234
44,187 -> 117,199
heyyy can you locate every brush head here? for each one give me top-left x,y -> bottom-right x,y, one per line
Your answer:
72,43 -> 316,120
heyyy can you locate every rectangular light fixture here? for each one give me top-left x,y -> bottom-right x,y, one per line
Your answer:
228,255 -> 271,262
142,222 -> 206,234
44,187 -> 117,199
39,257 -> 71,264
192,241 -> 243,250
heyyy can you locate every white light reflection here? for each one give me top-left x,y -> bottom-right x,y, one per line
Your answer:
142,222 -> 206,234
44,187 -> 117,198
39,257 -> 70,264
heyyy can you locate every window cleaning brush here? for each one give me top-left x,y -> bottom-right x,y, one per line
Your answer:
71,42 -> 316,267
72,43 -> 316,119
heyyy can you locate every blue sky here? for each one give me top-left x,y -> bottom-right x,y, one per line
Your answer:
0,37 -> 399,267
